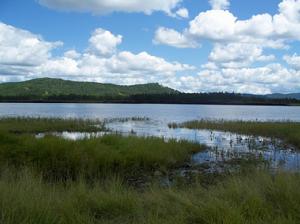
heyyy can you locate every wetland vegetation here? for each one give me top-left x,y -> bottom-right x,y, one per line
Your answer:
0,117 -> 300,223
169,120 -> 300,149
0,117 -> 105,133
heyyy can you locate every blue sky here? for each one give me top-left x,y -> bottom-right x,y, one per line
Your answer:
0,0 -> 300,94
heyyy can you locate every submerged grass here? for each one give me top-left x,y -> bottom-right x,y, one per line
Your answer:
0,117 -> 105,133
0,169 -> 299,224
169,120 -> 300,149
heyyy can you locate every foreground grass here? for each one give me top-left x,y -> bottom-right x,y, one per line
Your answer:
0,169 -> 299,224
170,120 -> 300,149
0,117 -> 105,133
0,132 -> 203,180
1,117 -> 300,223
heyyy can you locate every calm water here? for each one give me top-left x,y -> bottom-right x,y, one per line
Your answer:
3,103 -> 300,172
1,103 -> 300,122
106,120 -> 300,172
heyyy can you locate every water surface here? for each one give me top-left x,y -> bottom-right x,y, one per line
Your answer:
2,103 -> 300,122
3,103 -> 300,172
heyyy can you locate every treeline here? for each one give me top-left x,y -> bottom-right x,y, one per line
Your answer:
0,92 -> 299,105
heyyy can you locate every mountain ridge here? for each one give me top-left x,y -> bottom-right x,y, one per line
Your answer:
0,78 -> 178,97
0,78 -> 299,105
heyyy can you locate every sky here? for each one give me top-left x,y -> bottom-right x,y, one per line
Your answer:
0,0 -> 300,94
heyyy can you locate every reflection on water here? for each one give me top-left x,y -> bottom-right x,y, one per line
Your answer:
107,120 -> 300,172
36,132 -> 108,140
40,119 -> 300,172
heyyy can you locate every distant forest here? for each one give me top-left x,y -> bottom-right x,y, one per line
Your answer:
0,78 -> 299,105
0,93 -> 299,105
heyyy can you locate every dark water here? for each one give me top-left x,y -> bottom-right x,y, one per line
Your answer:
2,103 -> 300,172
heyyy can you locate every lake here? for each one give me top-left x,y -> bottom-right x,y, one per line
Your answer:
1,103 -> 300,121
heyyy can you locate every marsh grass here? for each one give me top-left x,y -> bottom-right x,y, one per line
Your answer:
0,168 -> 299,224
0,132 -> 203,181
0,117 -> 105,133
1,117 -> 300,223
104,116 -> 150,123
169,120 -> 300,149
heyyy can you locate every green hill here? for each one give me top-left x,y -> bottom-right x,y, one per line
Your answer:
0,78 -> 178,97
0,78 -> 299,105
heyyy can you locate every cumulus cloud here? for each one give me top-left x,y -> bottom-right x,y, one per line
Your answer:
151,0 -> 300,93
177,64 -> 300,94
209,0 -> 230,10
2,0 -> 300,94
0,22 -> 194,85
187,9 -> 300,42
153,27 -> 198,48
38,0 -> 182,16
0,23 -> 62,66
155,0 -> 300,49
189,10 -> 237,41
279,0 -> 300,23
208,43 -> 275,68
64,50 -> 81,59
175,8 -> 189,18
284,54 -> 300,70
87,28 -> 122,57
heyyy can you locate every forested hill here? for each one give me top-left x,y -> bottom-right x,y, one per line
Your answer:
0,78 -> 177,97
0,78 -> 299,105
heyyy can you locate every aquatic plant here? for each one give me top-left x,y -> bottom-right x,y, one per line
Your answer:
0,132 -> 204,181
0,117 -> 105,133
169,119 -> 300,149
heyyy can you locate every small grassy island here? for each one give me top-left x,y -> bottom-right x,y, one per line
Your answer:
0,117 -> 299,224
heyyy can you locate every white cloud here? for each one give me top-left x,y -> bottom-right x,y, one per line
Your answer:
87,28 -> 122,57
151,0 -> 300,94
2,0 -> 300,94
38,0 -> 182,16
0,22 -> 194,86
175,8 -> 189,18
64,50 -> 81,59
189,10 -> 237,41
153,27 -> 198,48
176,64 -> 300,94
0,23 -> 61,66
279,0 -> 300,23
209,0 -> 230,10
208,43 -> 275,68
35,51 -> 194,85
157,0 -> 300,48
284,54 -> 300,70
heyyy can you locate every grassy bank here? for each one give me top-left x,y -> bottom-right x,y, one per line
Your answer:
1,117 -> 300,223
169,120 -> 300,149
0,169 -> 299,224
0,131 -> 203,181
0,117 -> 105,133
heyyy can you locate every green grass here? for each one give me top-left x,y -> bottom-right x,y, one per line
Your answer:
0,117 -> 105,133
0,132 -> 203,180
1,117 -> 300,223
169,120 -> 300,149
0,169 -> 299,224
